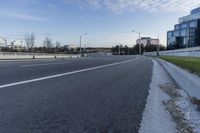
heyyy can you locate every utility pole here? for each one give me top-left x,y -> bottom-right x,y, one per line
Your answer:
118,45 -> 120,55
79,35 -> 81,57
139,33 -> 141,55
157,34 -> 160,56
132,30 -> 141,55
79,33 -> 87,57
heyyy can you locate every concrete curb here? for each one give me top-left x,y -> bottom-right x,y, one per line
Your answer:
157,58 -> 200,99
139,59 -> 177,133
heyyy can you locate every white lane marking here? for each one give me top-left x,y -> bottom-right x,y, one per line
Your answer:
20,62 -> 69,67
0,58 -> 137,89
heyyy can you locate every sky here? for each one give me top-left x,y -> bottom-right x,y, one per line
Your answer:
0,0 -> 200,47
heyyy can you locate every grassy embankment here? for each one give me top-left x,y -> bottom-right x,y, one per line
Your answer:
159,56 -> 200,76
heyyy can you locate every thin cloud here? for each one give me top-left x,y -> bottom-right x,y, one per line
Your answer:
0,10 -> 49,21
63,0 -> 200,13
10,13 -> 49,21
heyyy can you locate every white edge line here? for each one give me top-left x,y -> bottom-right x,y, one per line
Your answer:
0,58 -> 137,89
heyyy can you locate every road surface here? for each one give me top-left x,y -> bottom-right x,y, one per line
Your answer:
0,55 -> 153,133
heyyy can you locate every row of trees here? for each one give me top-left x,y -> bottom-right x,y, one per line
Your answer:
25,33 -> 62,53
111,44 -> 166,55
1,46 -> 78,54
1,33 -> 167,55
1,33 -> 78,54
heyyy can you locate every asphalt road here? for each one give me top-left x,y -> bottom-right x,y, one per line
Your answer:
0,55 -> 153,133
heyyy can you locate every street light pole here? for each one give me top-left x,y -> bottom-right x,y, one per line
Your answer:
79,35 -> 82,57
157,34 -> 160,56
79,33 -> 87,57
132,30 -> 141,55
139,32 -> 141,55
118,45 -> 120,55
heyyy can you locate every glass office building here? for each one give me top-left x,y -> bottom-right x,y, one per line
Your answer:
167,7 -> 200,50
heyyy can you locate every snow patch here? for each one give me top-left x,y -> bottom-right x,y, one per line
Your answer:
165,87 -> 200,133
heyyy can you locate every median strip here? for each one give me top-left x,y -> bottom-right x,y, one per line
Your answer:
0,58 -> 137,89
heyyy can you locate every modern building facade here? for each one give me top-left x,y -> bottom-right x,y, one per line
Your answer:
136,37 -> 159,46
10,40 -> 26,51
63,45 -> 78,52
167,7 -> 200,50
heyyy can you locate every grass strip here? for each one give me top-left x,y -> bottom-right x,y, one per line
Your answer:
159,56 -> 200,76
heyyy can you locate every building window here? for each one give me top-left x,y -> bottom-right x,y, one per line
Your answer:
174,31 -> 180,37
168,32 -> 173,37
189,29 -> 195,35
183,37 -> 186,45
181,23 -> 187,28
181,29 -> 187,36
175,25 -> 179,30
190,21 -> 196,27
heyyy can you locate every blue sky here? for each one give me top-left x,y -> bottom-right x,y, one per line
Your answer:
0,0 -> 200,47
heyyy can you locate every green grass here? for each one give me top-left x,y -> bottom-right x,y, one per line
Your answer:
159,56 -> 200,75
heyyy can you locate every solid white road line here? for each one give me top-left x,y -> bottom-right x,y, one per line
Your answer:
20,62 -> 69,67
0,58 -> 137,89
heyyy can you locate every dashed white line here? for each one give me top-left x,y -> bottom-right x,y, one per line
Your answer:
0,58 -> 137,89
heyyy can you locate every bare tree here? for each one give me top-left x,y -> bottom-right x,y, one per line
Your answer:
55,41 -> 61,53
25,33 -> 35,52
43,37 -> 53,48
55,41 -> 61,48
43,37 -> 54,53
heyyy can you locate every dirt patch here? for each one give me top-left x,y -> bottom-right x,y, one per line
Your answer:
159,83 -> 182,99
190,97 -> 200,110
159,83 -> 198,133
165,99 -> 193,133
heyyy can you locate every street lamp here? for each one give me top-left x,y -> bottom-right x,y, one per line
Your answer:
132,30 -> 141,55
79,33 -> 87,57
116,42 -> 120,55
157,35 -> 160,56
2,38 -> 7,46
